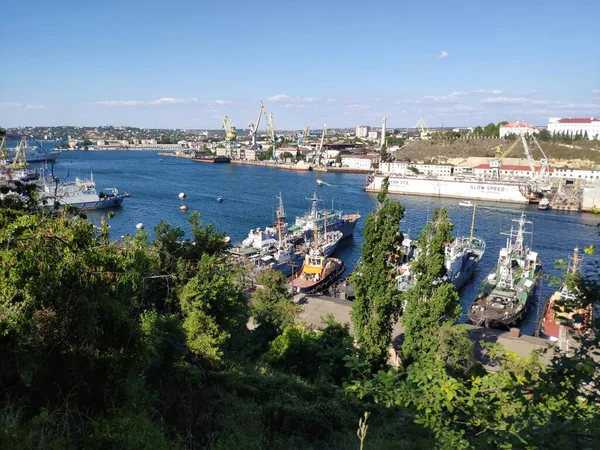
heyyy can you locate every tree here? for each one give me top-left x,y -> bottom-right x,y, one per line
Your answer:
280,151 -> 294,161
538,128 -> 551,141
401,208 -> 460,363
473,126 -> 484,136
483,122 -> 499,137
251,270 -> 299,338
335,153 -> 342,165
350,177 -> 405,368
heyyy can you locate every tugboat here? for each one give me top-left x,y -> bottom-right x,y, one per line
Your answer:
442,205 -> 486,290
539,248 -> 592,341
289,248 -> 345,294
468,214 -> 542,328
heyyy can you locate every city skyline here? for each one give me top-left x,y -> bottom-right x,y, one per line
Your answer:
1,0 -> 598,129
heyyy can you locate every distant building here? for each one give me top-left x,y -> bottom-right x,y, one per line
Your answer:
547,117 -> 600,139
356,125 -> 371,138
367,130 -> 380,140
341,155 -> 377,170
499,121 -> 539,138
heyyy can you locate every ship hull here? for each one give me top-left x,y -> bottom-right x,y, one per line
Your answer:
452,257 -> 479,291
6,151 -> 59,164
290,261 -> 346,294
191,156 -> 231,164
365,175 -> 530,204
46,195 -> 127,211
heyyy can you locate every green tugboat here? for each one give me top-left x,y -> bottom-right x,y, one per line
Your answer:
468,213 -> 542,328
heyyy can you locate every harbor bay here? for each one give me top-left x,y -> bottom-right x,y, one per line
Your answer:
54,149 -> 600,336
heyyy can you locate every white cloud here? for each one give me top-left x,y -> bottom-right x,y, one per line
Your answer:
147,97 -> 198,105
438,50 -> 449,58
484,96 -> 548,105
472,89 -> 502,95
592,89 -> 600,94
1,102 -> 24,107
213,99 -> 232,105
94,100 -> 145,106
268,94 -> 319,103
26,104 -> 45,109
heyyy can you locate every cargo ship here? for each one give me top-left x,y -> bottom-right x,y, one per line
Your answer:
364,173 -> 532,204
468,214 -> 542,328
191,153 -> 231,164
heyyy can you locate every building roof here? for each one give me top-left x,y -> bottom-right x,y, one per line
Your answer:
500,121 -> 538,129
556,117 -> 600,124
474,163 -> 554,172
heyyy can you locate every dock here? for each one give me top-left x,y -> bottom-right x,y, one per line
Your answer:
295,294 -> 557,367
157,151 -> 194,159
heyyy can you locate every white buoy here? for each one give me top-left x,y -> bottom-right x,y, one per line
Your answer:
180,205 -> 188,211
178,192 -> 186,199
136,223 -> 144,230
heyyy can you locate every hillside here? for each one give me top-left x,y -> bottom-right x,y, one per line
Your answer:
394,138 -> 600,167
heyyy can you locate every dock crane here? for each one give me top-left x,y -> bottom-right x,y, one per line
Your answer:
11,138 -> 28,169
415,119 -> 430,139
247,100 -> 265,148
266,112 -> 276,144
222,116 -> 237,141
299,125 -> 310,147
313,124 -> 327,165
0,136 -> 7,163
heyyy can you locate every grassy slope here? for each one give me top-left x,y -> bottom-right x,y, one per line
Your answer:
394,138 -> 600,166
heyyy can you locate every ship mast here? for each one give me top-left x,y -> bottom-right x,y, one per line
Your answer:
469,204 -> 477,245
276,192 -> 285,248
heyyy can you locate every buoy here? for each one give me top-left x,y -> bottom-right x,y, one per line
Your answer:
136,223 -> 144,230
180,205 -> 188,211
178,192 -> 186,199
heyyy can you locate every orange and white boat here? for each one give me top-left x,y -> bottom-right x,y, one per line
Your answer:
289,248 -> 345,294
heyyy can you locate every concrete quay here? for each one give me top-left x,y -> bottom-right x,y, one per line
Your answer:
295,294 -> 557,367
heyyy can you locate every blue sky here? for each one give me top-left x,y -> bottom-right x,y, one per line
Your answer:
1,0 -> 598,129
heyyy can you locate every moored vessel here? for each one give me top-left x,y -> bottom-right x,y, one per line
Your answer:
288,248 -> 345,294
365,173 -> 532,204
468,214 -> 542,328
4,139 -> 59,164
291,192 -> 360,240
38,174 -> 130,211
538,197 -> 550,210
443,206 -> 486,290
539,248 -> 592,341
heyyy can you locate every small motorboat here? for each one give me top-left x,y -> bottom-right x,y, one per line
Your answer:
538,197 -> 550,210
216,196 -> 223,202
459,200 -> 474,207
316,179 -> 324,186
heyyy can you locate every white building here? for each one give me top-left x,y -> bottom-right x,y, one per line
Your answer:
551,167 -> 600,182
499,121 -> 539,138
341,155 -> 377,170
356,125 -> 371,138
379,161 -> 409,174
367,130 -> 380,141
547,117 -> 600,139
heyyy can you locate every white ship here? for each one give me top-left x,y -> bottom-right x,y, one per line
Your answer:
365,174 -> 531,204
4,140 -> 59,164
38,175 -> 130,211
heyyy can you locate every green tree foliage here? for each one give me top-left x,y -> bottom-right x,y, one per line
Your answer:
335,153 -> 342,164
264,315 -> 354,383
251,270 -> 300,339
351,177 -> 406,367
280,151 -> 294,160
401,208 -> 460,362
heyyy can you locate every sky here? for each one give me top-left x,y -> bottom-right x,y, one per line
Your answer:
1,0 -> 599,129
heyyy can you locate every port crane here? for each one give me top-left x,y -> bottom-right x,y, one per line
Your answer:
0,136 -> 7,163
222,116 -> 237,141
11,138 -> 28,170
415,119 -> 430,139
299,125 -> 310,147
266,112 -> 277,144
313,124 -> 327,165
247,100 -> 265,148
522,136 -> 551,191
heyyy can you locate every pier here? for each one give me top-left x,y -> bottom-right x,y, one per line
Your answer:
295,294 -> 557,368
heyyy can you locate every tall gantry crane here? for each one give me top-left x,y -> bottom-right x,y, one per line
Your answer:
11,138 -> 28,169
415,119 -> 430,139
247,100 -> 265,148
222,116 -> 237,141
313,124 -> 327,165
299,125 -> 310,147
267,112 -> 276,144
0,137 -> 7,163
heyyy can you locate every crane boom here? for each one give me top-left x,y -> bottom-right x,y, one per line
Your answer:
248,100 -> 265,147
222,116 -> 237,141
521,136 -> 536,173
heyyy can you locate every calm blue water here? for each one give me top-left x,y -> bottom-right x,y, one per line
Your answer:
42,149 -> 600,336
